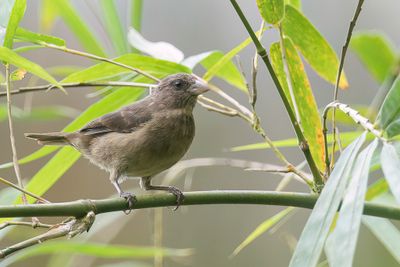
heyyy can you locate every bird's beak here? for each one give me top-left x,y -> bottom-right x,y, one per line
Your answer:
190,77 -> 210,96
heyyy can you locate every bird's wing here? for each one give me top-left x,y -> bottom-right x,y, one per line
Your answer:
79,98 -> 153,135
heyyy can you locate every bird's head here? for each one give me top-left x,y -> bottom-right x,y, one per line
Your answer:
153,73 -> 210,110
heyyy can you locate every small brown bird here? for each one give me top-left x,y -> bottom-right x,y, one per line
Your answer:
26,73 -> 210,208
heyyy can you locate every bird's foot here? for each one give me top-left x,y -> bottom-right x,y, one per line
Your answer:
120,192 -> 137,215
168,186 -> 185,211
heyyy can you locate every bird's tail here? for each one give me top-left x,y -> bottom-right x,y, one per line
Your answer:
25,132 -> 70,145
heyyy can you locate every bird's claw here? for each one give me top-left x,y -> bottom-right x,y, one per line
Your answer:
169,186 -> 184,211
120,192 -> 137,214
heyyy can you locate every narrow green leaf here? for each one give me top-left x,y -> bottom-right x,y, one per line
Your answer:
386,118 -> 400,138
285,0 -> 302,10
12,87 -> 144,205
62,54 -> 190,83
270,42 -> 294,108
256,0 -> 284,24
0,46 -> 59,86
130,0 -> 143,31
231,207 -> 295,256
231,131 -> 364,152
362,216 -> 400,264
202,37 -> 250,90
380,142 -> 400,204
282,5 -> 348,89
289,133 -> 366,267
100,0 -> 127,55
19,147 -> 80,204
366,178 -> 389,201
0,146 -> 59,169
182,50 -> 246,91
43,0 -> 106,56
282,38 -> 325,171
15,27 -> 65,46
39,0 -> 57,32
325,139 -> 378,267
350,32 -> 397,84
0,241 -> 192,266
376,77 -> 400,130
200,51 -> 247,91
3,0 -> 26,48
12,45 -> 41,53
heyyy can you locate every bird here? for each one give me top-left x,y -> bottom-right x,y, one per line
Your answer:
25,73 -> 210,209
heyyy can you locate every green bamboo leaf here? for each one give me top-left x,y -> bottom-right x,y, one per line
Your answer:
100,0 -> 127,55
231,130 -> 364,151
62,54 -> 190,83
325,139 -> 378,267
0,46 -> 59,86
282,5 -> 348,89
380,142 -> 400,204
285,0 -> 301,10
350,32 -> 397,84
199,51 -> 247,91
386,118 -> 400,138
231,207 -> 295,256
13,87 -> 144,205
42,0 -> 106,56
366,178 -> 388,201
202,37 -> 250,91
0,241 -> 192,266
2,0 -> 26,48
281,38 -> 325,171
256,0 -> 284,24
19,147 -> 81,204
376,77 -> 400,131
39,0 -> 57,32
14,27 -> 65,46
362,216 -> 400,264
0,146 -> 59,169
289,133 -> 366,267
270,42 -> 293,108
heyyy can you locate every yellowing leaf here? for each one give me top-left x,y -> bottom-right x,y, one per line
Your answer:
282,5 -> 348,89
256,0 -> 284,25
271,39 -> 325,171
10,68 -> 26,81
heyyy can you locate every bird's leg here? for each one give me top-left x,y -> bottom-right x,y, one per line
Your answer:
140,176 -> 184,210
110,174 -> 136,213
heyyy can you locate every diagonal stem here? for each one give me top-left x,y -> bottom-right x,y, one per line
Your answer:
229,0 -> 324,190
330,0 -> 365,170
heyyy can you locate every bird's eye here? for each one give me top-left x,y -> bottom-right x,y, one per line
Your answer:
174,79 -> 184,89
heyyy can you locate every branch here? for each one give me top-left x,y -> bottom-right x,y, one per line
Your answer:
4,64 -> 27,205
41,43 -> 160,82
0,191 -> 399,220
330,0 -> 365,170
229,0 -> 324,190
0,81 -> 156,97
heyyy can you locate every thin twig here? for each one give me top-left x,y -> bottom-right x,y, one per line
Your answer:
330,0 -> 365,171
208,83 -> 253,118
0,220 -> 52,230
4,64 -> 27,205
0,211 -> 95,258
0,177 -> 51,204
41,43 -> 160,82
323,102 -> 385,142
0,81 -> 156,97
163,157 -> 311,186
